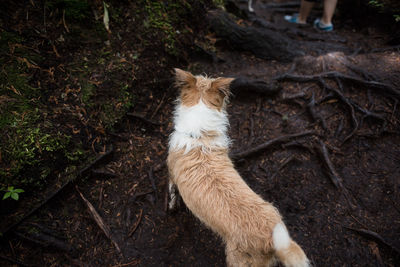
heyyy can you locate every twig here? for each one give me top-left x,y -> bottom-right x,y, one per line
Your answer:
0,254 -> 32,267
335,117 -> 344,137
147,167 -> 157,202
128,209 -> 143,237
99,182 -> 104,210
316,140 -> 356,209
75,186 -> 122,255
62,9 -> 70,33
343,226 -> 400,256
230,131 -> 315,160
307,92 -> 328,131
127,112 -> 163,126
248,115 -> 255,145
270,155 -> 296,180
150,93 -> 167,119
132,190 -> 154,200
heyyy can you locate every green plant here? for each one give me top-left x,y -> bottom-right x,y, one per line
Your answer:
369,0 -> 384,8
2,186 -> 24,201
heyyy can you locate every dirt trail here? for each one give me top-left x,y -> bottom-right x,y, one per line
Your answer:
2,1 -> 400,266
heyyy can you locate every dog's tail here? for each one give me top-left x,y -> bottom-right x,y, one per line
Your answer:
272,223 -> 310,267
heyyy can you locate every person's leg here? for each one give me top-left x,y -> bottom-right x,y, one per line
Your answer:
298,0 -> 315,23
321,0 -> 338,25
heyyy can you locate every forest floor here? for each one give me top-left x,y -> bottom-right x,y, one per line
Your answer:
1,0 -> 400,266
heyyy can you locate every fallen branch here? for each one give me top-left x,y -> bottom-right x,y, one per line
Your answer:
0,254 -> 32,267
14,230 -> 73,252
76,186 -> 122,255
128,209 -> 143,237
343,226 -> 400,256
1,146 -> 114,235
150,92 -> 167,119
230,131 -> 315,160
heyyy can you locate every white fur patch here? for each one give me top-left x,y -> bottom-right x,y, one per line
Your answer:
273,223 -> 291,250
169,100 -> 230,153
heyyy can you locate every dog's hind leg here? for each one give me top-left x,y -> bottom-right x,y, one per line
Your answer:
248,0 -> 254,12
225,243 -> 251,267
249,252 -> 277,267
168,181 -> 178,211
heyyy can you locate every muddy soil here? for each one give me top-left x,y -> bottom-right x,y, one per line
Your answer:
1,1 -> 400,266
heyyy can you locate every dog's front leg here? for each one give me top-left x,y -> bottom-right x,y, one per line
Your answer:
248,0 -> 254,12
168,181 -> 178,211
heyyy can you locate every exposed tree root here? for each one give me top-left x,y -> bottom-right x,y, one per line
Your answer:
307,92 -> 328,131
127,112 -> 163,126
318,78 -> 359,143
270,155 -> 296,180
230,131 -> 315,160
230,77 -> 282,95
316,140 -> 356,209
343,226 -> 400,256
276,71 -> 400,99
128,209 -> 143,238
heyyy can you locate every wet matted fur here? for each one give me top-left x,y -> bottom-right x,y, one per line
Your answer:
167,69 -> 310,267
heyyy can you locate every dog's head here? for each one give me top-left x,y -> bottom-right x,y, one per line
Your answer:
174,68 -> 234,111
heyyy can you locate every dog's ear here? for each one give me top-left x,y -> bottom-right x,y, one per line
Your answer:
211,77 -> 235,97
174,68 -> 196,89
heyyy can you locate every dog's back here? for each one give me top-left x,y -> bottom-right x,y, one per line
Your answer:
168,69 -> 309,267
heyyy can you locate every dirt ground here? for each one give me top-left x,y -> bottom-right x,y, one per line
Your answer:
1,0 -> 400,266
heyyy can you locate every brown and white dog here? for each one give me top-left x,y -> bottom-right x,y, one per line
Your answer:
167,69 -> 310,267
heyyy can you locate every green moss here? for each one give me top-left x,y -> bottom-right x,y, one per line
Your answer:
100,83 -> 135,130
141,0 -> 194,56
212,0 -> 226,9
0,30 -> 84,191
0,108 -> 74,188
80,79 -> 95,105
